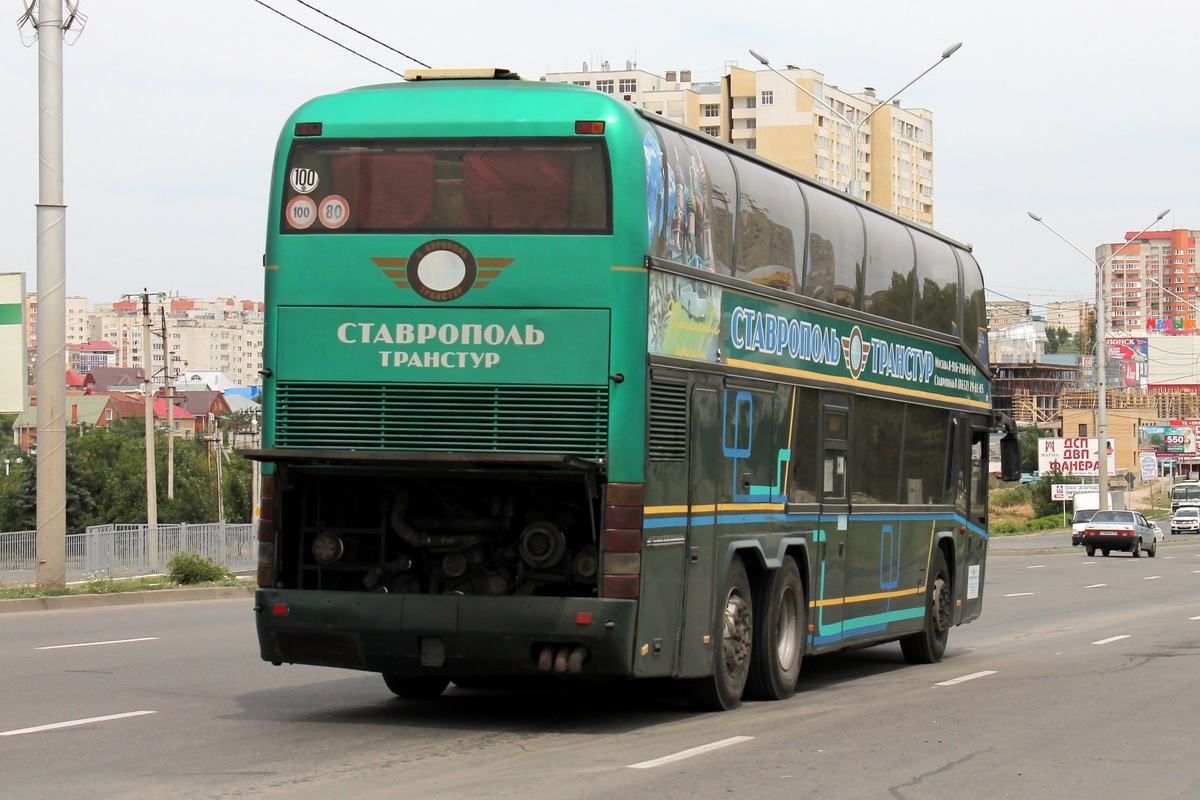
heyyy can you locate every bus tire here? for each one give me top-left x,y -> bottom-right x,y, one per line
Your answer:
746,556 -> 804,701
900,548 -> 951,665
683,555 -> 753,711
382,674 -> 450,699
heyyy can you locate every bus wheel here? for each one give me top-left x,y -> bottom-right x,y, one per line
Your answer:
746,556 -> 804,701
900,548 -> 951,665
684,555 -> 753,711
382,674 -> 450,699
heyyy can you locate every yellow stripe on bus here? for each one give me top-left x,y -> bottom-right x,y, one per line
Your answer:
811,586 -> 924,608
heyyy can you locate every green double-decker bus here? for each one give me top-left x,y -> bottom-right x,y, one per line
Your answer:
247,68 -> 1017,710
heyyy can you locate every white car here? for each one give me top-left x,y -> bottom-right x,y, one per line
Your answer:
1080,510 -> 1161,558
1170,506 -> 1200,534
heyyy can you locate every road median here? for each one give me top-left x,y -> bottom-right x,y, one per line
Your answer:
0,585 -> 254,614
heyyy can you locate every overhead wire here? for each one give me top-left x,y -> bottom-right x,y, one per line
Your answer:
249,0 -> 406,77
288,0 -> 430,69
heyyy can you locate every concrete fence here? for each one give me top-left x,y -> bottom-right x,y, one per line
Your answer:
0,523 -> 256,585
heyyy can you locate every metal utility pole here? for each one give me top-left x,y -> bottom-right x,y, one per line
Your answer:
1029,208 -> 1169,510
161,307 -> 174,499
214,417 -> 224,523
750,42 -> 960,201
139,291 -> 159,567
24,0 -> 75,590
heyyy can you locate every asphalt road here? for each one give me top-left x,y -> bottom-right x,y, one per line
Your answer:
3,546 -> 1200,799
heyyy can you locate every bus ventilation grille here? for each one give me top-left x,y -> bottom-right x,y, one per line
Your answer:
648,379 -> 687,462
274,382 -> 608,459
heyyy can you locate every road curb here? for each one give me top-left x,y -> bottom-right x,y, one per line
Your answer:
0,585 -> 255,614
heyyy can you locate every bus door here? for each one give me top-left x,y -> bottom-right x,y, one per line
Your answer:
812,393 -> 850,646
960,419 -> 989,620
677,386 -> 720,677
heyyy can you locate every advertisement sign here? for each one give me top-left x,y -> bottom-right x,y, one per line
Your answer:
1106,337 -> 1147,389
1138,425 -> 1198,455
1052,483 -> 1100,501
0,273 -> 26,414
1141,453 -> 1159,480
1036,437 -> 1116,477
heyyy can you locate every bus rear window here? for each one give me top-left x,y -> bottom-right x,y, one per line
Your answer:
281,138 -> 611,234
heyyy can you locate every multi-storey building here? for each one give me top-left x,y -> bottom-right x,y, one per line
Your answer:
1044,299 -> 1093,334
85,295 -> 264,388
985,299 -> 1031,329
24,294 -> 89,362
1098,229 -> 1198,334
545,59 -> 938,224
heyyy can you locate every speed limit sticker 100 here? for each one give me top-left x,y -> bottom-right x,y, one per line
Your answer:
319,195 -> 349,229
286,196 -> 317,229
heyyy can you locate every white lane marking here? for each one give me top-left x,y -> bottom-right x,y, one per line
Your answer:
1093,635 -> 1131,646
1004,592 -> 1036,597
935,670 -> 997,687
1144,576 -> 1162,581
1081,561 -> 1096,564
36,637 -> 159,651
1027,565 -> 1045,569
1085,583 -> 1107,588
0,711 -> 156,737
628,736 -> 754,769
1191,616 -> 1200,621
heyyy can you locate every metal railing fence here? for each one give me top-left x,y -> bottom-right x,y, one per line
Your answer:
0,523 -> 255,584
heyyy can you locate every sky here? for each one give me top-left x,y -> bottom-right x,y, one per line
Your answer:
1,0 -> 1197,314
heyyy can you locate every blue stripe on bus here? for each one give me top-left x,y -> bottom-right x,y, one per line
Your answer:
643,511 -> 988,538
809,607 -> 926,646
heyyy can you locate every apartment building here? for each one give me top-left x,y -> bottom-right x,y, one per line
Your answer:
545,59 -> 937,224
1098,229 -> 1199,334
84,296 -> 264,388
24,294 -> 89,360
985,299 -> 1031,329
1044,299 -> 1093,334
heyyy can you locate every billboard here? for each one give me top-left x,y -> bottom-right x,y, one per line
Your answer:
1138,425 -> 1198,456
1036,437 -> 1116,477
0,273 -> 25,414
1106,336 -> 1148,389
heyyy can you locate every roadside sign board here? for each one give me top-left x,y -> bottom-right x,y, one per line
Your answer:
1037,437 -> 1116,477
1052,483 -> 1100,501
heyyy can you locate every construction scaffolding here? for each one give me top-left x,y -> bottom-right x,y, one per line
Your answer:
991,362 -> 1082,427
1060,388 -> 1200,420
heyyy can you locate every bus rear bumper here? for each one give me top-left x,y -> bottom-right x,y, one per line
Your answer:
255,589 -> 638,678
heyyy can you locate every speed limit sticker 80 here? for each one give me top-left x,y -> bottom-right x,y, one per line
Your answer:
318,195 -> 349,229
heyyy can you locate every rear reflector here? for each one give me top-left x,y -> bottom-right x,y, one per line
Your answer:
272,604 -> 289,616
601,483 -> 643,599
603,575 -> 639,599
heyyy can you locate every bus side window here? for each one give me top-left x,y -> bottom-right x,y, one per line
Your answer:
789,390 -> 819,503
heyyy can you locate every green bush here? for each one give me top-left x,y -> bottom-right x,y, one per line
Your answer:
992,487 -> 1030,508
990,521 -> 1020,534
167,552 -> 234,585
1025,515 -> 1064,531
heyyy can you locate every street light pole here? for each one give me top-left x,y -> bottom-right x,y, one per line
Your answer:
1028,208 -> 1170,510
750,43 -> 960,200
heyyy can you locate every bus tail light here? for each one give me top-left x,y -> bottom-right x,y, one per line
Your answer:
575,120 -> 605,135
257,474 -> 277,588
601,483 -> 643,599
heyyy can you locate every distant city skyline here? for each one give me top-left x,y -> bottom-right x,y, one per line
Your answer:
2,2 -> 1197,309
